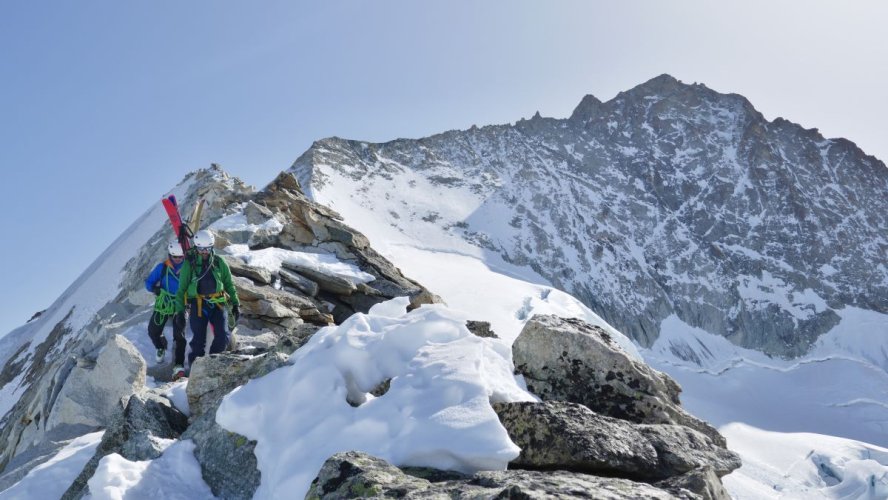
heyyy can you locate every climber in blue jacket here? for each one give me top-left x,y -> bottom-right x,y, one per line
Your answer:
145,239 -> 187,380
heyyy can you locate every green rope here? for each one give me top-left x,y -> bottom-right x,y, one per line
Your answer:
153,289 -> 177,324
205,294 -> 227,305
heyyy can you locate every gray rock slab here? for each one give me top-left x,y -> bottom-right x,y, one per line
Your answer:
513,314 -> 726,447
47,335 -> 146,432
493,401 -> 659,477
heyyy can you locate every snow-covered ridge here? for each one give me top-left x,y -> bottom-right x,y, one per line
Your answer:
291,73 -> 888,358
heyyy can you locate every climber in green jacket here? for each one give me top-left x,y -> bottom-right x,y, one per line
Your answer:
174,229 -> 240,367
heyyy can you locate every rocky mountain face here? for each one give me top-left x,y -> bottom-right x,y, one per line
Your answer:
292,74 -> 888,357
0,166 -> 737,498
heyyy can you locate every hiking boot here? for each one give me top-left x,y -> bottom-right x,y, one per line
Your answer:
172,365 -> 186,381
155,348 -> 166,364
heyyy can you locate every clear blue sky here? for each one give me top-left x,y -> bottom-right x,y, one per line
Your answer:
1,1 -> 886,336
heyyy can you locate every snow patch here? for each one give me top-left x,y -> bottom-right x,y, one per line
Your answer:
224,245 -> 374,284
216,297 -> 534,498
0,431 -> 104,500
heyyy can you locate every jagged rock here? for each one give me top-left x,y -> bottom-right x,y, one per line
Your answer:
281,261 -> 358,296
258,172 -> 439,309
185,351 -> 292,419
466,320 -> 497,338
279,268 -> 320,297
307,451 -> 684,499
513,315 -> 725,447
182,401 -> 260,500
637,425 -> 741,478
46,335 -> 146,433
223,255 -> 273,285
492,401 -> 659,477
655,466 -> 732,500
61,389 -> 188,499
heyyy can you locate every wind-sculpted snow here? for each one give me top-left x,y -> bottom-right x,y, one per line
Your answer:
293,74 -> 888,357
216,297 -> 535,499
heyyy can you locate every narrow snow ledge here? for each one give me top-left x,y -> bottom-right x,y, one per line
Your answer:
224,244 -> 375,284
216,297 -> 536,499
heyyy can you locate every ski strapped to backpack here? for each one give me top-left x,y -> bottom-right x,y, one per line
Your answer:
162,195 -> 190,252
162,195 -> 205,255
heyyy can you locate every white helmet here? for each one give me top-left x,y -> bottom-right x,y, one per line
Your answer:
193,230 -> 215,250
167,240 -> 185,257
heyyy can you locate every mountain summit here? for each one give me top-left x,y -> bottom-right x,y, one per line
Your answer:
293,75 -> 888,357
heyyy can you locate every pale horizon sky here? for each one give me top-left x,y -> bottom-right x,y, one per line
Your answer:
1,1 -> 886,335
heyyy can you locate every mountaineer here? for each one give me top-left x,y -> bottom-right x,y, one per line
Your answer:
145,240 -> 188,379
174,230 -> 240,369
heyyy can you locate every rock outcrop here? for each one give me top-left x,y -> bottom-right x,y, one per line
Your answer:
46,335 -> 146,434
513,314 -> 724,446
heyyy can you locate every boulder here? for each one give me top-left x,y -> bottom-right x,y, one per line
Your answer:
186,351 -> 291,419
492,401 -> 658,477
513,315 -> 725,446
46,335 -> 146,433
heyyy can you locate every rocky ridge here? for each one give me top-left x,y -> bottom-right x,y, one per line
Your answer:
291,74 -> 888,357
0,165 -> 736,499
0,166 -> 436,492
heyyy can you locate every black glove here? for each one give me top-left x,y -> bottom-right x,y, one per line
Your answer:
152,284 -> 161,296
231,304 -> 240,322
